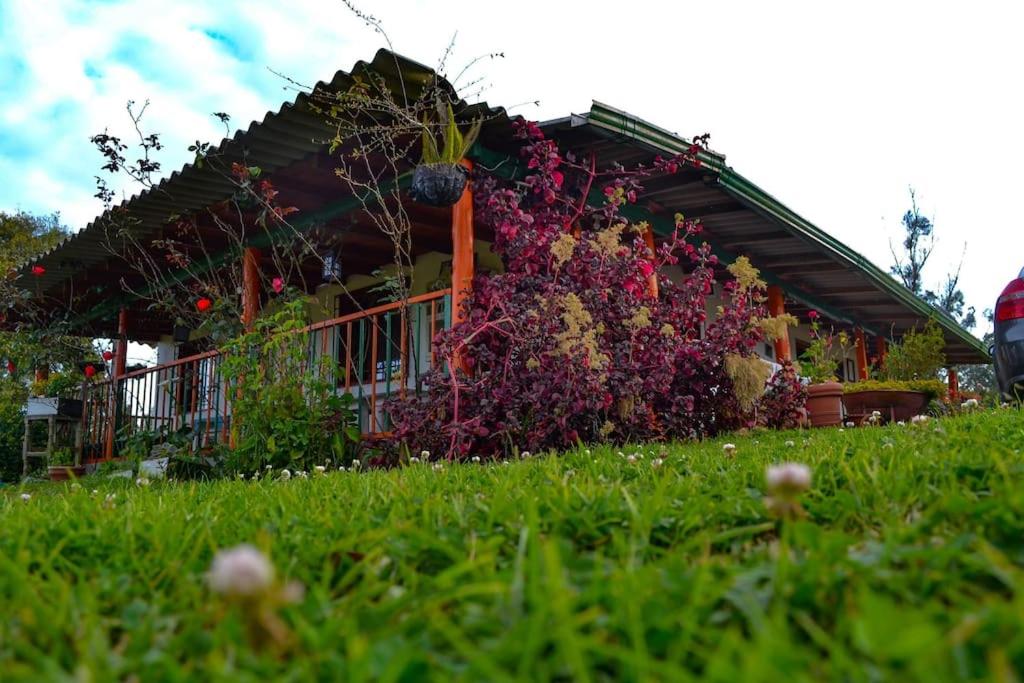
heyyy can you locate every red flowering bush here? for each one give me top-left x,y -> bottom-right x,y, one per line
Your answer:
388,122 -> 794,459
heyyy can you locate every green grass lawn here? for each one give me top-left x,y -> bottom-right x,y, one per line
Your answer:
2,409 -> 1023,681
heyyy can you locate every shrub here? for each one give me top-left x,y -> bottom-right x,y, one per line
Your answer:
843,378 -> 947,402
388,122 -> 789,459
758,361 -> 808,429
880,319 -> 946,381
0,383 -> 26,482
219,296 -> 360,474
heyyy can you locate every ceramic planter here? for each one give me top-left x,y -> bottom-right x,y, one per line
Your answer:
806,381 -> 844,427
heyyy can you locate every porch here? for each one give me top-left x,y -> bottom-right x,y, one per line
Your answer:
81,289 -> 452,462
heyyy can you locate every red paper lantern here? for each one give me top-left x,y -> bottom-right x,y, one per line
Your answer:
196,297 -> 213,312
30,265 -> 45,276
84,365 -> 96,378
102,350 -> 114,361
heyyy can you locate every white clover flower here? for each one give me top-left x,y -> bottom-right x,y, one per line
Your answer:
236,473 -> 246,480
91,489 -> 99,496
838,428 -> 845,432
844,421 -> 855,428
265,465 -> 272,470
471,455 -> 481,463
432,462 -> 444,472
420,450 -> 430,459
626,454 -> 638,464
897,420 -> 906,426
70,482 -> 81,491
784,440 -> 795,448
910,414 -> 929,424
296,470 -> 308,479
279,469 -> 292,481
651,457 -> 663,469
20,493 -> 31,502
207,544 -> 274,598
314,465 -> 326,475
103,493 -> 117,508
136,477 -> 151,487
351,459 -> 361,469
409,456 -> 420,464
520,451 -> 532,459
961,398 -> 979,409
584,449 -> 591,456
765,462 -> 812,497
722,443 -> 737,457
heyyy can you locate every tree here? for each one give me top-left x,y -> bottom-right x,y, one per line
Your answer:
890,188 -> 933,295
889,188 -> 975,330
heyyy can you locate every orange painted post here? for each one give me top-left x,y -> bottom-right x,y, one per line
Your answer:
451,159 -> 474,326
948,367 -> 959,403
242,246 -> 261,330
643,227 -> 659,298
765,285 -> 791,362
450,159 -> 474,373
876,336 -> 887,369
104,308 -> 129,460
854,328 -> 869,381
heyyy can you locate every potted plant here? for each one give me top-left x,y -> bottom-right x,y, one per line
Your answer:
843,320 -> 946,423
172,318 -> 192,343
409,102 -> 481,207
48,447 -> 86,481
28,371 -> 84,419
799,312 -> 851,427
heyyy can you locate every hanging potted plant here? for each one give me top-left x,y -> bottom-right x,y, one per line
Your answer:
409,103 -> 482,207
799,312 -> 850,427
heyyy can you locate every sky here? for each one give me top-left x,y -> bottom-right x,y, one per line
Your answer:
2,0 -> 1021,348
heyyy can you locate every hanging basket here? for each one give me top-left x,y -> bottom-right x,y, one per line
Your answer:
409,163 -> 469,207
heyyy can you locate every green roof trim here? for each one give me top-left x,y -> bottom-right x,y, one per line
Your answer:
585,101 -> 989,362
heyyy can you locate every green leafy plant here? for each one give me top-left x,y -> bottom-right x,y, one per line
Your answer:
219,296 -> 360,475
799,313 -> 853,384
879,319 -> 946,381
420,103 -> 481,165
48,447 -> 75,467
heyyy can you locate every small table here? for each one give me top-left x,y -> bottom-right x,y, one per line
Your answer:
22,398 -> 84,476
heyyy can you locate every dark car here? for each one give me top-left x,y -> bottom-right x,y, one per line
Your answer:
994,266 -> 1024,400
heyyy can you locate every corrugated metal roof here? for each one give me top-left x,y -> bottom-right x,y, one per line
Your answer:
17,50 -> 987,364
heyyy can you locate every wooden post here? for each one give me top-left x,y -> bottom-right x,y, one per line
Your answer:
104,308 -> 128,460
451,159 -> 474,326
765,285 -> 791,362
34,367 -> 49,384
854,328 -> 869,381
875,336 -> 887,369
948,367 -> 959,403
643,227 -> 659,298
242,246 -> 261,330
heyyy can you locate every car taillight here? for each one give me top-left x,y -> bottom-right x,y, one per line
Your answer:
996,278 -> 1024,322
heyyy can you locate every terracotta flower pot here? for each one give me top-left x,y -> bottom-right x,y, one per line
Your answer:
48,465 -> 87,481
842,390 -> 929,424
806,381 -> 844,427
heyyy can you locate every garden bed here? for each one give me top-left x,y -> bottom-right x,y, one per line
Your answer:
2,409 -> 1022,679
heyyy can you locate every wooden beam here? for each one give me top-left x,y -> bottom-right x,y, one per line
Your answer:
451,160 -> 474,326
855,328 -> 869,381
766,285 -> 791,362
242,247 -> 261,330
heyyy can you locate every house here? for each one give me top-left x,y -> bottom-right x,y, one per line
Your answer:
14,50 -> 988,461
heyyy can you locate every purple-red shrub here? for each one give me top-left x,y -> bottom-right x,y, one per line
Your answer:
758,361 -> 808,430
388,121 -> 792,459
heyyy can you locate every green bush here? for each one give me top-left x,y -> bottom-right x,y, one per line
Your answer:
0,383 -> 26,483
881,319 -> 946,381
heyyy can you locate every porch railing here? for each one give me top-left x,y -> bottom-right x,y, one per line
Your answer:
82,289 -> 452,461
